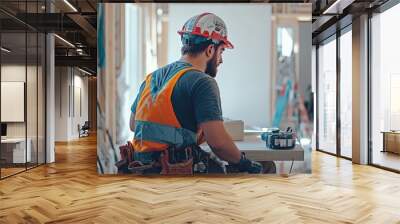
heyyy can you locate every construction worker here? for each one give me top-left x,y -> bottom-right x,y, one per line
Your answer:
118,13 -> 270,175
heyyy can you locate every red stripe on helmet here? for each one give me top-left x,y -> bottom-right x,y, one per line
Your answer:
177,13 -> 234,49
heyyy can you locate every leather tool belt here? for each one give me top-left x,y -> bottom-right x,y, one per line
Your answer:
115,142 -> 226,175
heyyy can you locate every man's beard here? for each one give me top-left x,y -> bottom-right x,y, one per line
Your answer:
205,53 -> 218,78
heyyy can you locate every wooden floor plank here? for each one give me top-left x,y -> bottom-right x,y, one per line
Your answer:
0,134 -> 399,223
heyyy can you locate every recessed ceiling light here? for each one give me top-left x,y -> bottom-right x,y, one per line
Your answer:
297,16 -> 311,22
54,34 -> 75,48
1,47 -> 11,53
63,0 -> 78,12
157,8 -> 163,16
323,0 -> 354,15
78,67 -> 93,76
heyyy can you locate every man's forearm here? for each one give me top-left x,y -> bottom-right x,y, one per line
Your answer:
199,121 -> 264,173
200,121 -> 241,163
210,138 -> 241,163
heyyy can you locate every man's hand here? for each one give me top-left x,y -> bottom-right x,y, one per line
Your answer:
225,153 -> 264,174
199,120 -> 241,163
236,153 -> 263,174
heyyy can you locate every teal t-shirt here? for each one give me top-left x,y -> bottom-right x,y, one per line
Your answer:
131,61 -> 223,133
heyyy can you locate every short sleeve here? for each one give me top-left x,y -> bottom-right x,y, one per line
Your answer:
190,75 -> 223,125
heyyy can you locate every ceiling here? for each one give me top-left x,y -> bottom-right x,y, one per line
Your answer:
0,0 -> 97,75
311,0 -> 390,44
2,0 -> 394,73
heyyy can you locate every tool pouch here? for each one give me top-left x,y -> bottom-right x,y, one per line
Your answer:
115,141 -> 135,174
160,146 -> 194,175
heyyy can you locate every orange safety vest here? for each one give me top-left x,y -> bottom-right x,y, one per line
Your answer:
133,66 -> 205,152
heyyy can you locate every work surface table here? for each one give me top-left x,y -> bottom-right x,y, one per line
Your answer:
1,138 -> 26,143
200,134 -> 304,162
381,131 -> 400,154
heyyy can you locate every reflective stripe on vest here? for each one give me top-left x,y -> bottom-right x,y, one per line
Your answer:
133,66 -> 198,152
134,120 -> 197,149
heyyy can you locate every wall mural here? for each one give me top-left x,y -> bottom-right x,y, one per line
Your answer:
97,3 -> 312,176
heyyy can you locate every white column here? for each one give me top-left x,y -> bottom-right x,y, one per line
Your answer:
352,14 -> 369,164
46,33 -> 55,163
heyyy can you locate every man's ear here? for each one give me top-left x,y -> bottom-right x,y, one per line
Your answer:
205,44 -> 215,58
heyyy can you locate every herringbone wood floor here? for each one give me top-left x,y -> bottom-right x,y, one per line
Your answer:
1,134 -> 400,224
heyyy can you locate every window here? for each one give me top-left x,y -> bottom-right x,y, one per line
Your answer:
339,29 -> 352,158
317,37 -> 337,154
371,2 -> 400,171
